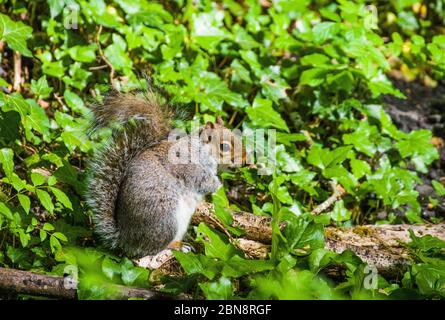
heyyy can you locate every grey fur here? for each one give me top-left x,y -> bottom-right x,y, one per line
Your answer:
85,91 -> 241,258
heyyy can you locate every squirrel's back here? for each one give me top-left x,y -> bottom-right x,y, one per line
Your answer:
85,90 -> 173,251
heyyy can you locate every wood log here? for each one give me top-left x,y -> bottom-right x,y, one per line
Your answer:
191,203 -> 445,276
0,267 -> 174,300
0,267 -> 76,299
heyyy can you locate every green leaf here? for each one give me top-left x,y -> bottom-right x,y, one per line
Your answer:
43,222 -> 55,231
396,130 -> 439,173
64,90 -> 89,115
36,189 -> 54,214
120,259 -> 148,286
0,13 -> 33,56
18,229 -> 29,247
432,180 -> 445,197
173,251 -> 219,280
312,22 -> 340,43
191,11 -> 230,51
31,172 -> 46,186
246,97 -> 289,132
53,232 -> 68,242
39,229 -> 47,242
196,223 -> 238,261
50,187 -> 73,210
102,256 -> 121,280
0,148 -> 14,179
17,194 -> 30,214
199,277 -> 233,300
0,202 -> 13,220
49,235 -> 61,252
104,34 -> 132,72
350,158 -> 371,179
329,200 -> 352,222
67,44 -> 98,63
299,68 -> 327,87
301,53 -> 330,66
31,76 -> 53,99
47,0 -> 65,18
283,213 -> 325,254
222,255 -> 275,278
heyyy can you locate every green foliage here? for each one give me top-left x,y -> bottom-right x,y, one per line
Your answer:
0,0 -> 443,299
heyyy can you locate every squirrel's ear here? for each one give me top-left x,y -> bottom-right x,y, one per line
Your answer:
216,116 -> 224,125
205,121 -> 215,129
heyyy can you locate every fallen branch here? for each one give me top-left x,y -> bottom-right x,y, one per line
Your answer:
311,182 -> 346,215
144,203 -> 445,278
0,267 -> 177,300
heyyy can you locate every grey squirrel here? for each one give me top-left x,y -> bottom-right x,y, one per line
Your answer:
85,89 -> 245,258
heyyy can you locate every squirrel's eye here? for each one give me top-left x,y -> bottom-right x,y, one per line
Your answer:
220,143 -> 231,152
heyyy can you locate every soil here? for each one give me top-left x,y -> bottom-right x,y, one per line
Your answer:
383,78 -> 445,218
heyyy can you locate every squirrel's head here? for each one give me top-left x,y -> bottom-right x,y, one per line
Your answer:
199,116 -> 246,168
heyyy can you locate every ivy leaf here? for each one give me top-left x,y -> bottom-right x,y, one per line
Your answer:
64,90 -> 89,115
104,34 -> 132,72
0,13 -> 33,56
222,255 -> 274,278
301,53 -> 330,66
31,76 -> 53,99
396,130 -> 439,173
432,180 -> 445,197
199,277 -> 233,300
47,0 -> 65,18
329,200 -> 352,222
350,158 -> 371,179
300,68 -> 327,87
67,44 -> 98,63
120,258 -> 148,286
196,223 -> 238,261
191,11 -> 230,51
246,98 -> 289,132
173,251 -> 220,280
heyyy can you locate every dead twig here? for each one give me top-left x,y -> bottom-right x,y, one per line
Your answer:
96,25 -> 115,86
311,181 -> 346,215
13,51 -> 22,91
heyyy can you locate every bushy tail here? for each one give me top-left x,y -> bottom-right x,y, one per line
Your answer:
85,90 -> 173,250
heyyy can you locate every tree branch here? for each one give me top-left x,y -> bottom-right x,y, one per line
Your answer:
0,267 -> 179,300
136,202 -> 445,279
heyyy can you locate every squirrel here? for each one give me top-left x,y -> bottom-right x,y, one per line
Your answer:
85,89 -> 245,258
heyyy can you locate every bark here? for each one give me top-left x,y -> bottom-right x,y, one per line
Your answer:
192,203 -> 445,276
0,267 -> 76,299
0,267 -> 176,300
